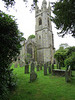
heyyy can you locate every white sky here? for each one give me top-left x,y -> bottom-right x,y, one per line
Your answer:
0,0 -> 75,50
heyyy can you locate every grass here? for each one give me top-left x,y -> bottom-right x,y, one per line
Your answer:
9,65 -> 75,100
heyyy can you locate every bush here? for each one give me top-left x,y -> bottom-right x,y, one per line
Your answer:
65,52 -> 75,70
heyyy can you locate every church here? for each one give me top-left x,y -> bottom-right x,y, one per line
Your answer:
19,0 -> 55,65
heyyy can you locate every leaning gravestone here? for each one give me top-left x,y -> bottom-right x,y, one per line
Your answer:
25,64 -> 29,74
44,63 -> 47,75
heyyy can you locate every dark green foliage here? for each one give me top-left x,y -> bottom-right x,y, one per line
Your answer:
55,46 -> 75,70
28,34 -> 35,39
0,11 -> 23,100
65,52 -> 75,70
51,0 -> 75,37
65,46 -> 75,70
54,47 -> 67,67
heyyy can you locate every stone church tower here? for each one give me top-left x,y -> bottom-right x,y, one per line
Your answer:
35,0 -> 54,64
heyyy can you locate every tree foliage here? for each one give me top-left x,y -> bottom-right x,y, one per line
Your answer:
54,46 -> 67,67
0,11 -> 23,100
54,45 -> 75,69
28,34 -> 35,39
51,0 -> 75,37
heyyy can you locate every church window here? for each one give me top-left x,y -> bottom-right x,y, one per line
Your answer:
39,18 -> 42,25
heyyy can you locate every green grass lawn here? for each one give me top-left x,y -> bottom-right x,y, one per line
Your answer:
9,65 -> 75,100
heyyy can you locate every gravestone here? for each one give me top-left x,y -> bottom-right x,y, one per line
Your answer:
31,62 -> 35,72
44,63 -> 47,75
25,64 -> 29,74
65,66 -> 71,82
48,64 -> 51,74
30,71 -> 37,82
30,61 -> 37,82
37,64 -> 39,71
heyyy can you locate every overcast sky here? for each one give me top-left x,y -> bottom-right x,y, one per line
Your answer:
0,0 -> 75,50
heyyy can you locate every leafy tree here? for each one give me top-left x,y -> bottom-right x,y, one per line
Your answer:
64,46 -> 75,70
51,0 -> 75,37
65,52 -> 75,70
0,11 -> 23,100
59,43 -> 69,49
28,34 -> 35,39
54,47 -> 67,68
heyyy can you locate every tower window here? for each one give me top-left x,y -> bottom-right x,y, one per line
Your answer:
39,18 -> 42,25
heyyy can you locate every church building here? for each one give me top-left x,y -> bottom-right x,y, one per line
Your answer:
25,0 -> 55,64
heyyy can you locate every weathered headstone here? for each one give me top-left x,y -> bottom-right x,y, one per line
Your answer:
65,66 -> 71,82
30,71 -> 37,82
48,64 -> 51,74
31,62 -> 35,72
37,64 -> 39,71
25,64 -> 29,74
44,63 -> 47,75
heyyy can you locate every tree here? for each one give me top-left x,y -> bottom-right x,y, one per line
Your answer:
28,34 -> 35,39
2,0 -> 38,8
51,0 -> 75,38
65,52 -> 75,70
0,11 -> 23,100
64,46 -> 75,70
59,43 -> 69,49
54,47 -> 67,68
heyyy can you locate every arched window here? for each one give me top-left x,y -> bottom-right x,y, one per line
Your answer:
39,18 -> 42,25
